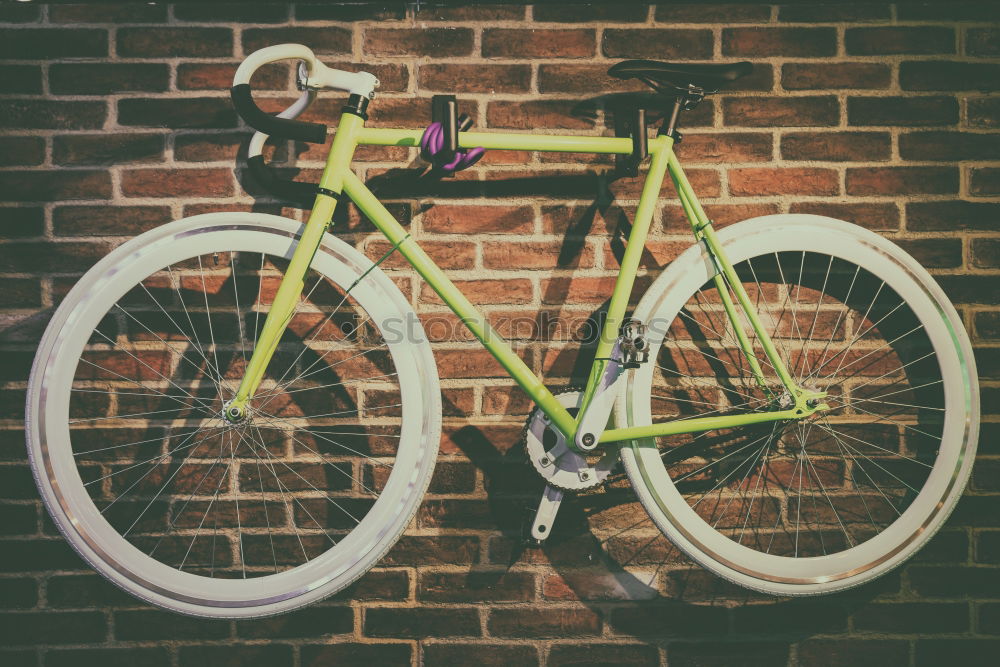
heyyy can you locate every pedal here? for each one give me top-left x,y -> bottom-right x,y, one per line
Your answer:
620,319 -> 648,369
529,484 -> 564,543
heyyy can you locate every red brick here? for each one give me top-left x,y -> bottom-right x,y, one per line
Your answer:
118,28 -> 231,57
0,65 -> 42,94
179,646 -> 292,667
907,201 -> 999,231
781,132 -> 891,161
848,96 -> 959,126
675,132 -> 773,163
0,611 -> 105,645
724,97 -> 839,127
969,98 -> 1000,129
420,570 -> 535,602
53,134 -> 164,166
900,132 -> 1000,161
488,100 -> 595,130
779,4 -> 892,21
540,276 -> 617,305
121,168 -> 233,198
484,28 -> 596,58
723,27 -> 836,57
115,609 -> 230,641
846,27 -> 955,55
896,238 -> 963,268
968,28 -> 1000,57
782,62 -> 891,90
790,202 -> 900,232
0,208 -> 44,238
242,27 -> 351,55
898,3 -> 1000,21
799,640 -> 909,667
663,203 -> 782,231
550,644 -> 659,666
0,171 -> 111,202
49,3 -> 166,22
0,28 -> 107,58
415,5 -> 525,21
174,3 -> 288,22
846,167 -> 959,195
436,348 -> 527,379
0,3 -> 40,22
602,29 -> 713,59
177,62 -> 289,91
235,607 -> 353,639
50,63 -> 168,95
53,206 -> 171,237
364,28 -> 474,57
423,205 -> 533,234
365,607 -> 481,638
483,240 -> 595,270
488,607 -> 601,638
300,645 -> 413,667
383,536 -> 479,566
972,168 -> 1000,196
901,61 -> 1000,91
668,642 -> 790,666
174,133 -> 249,163
295,4 -> 406,20
420,64 -> 531,93
538,64 -> 646,94
537,4 -> 648,22
0,100 -> 105,130
730,168 -> 839,196
657,3 -> 771,23
118,98 -> 237,129
423,644 -> 539,667
0,137 -> 44,167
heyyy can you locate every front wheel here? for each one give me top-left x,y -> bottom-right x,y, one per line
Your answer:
27,213 -> 441,617
618,214 -> 978,595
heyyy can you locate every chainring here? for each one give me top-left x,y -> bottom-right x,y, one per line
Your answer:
523,388 -> 618,492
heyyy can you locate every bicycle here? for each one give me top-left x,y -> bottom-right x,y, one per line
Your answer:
26,44 -> 980,617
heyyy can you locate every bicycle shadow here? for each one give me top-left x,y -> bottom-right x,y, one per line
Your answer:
448,419 -> 901,647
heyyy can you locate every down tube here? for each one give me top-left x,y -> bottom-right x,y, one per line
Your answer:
341,169 -> 578,438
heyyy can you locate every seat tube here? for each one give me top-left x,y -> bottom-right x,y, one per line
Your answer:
229,112 -> 362,416
579,135 -> 673,415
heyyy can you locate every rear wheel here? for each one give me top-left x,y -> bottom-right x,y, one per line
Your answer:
619,215 -> 978,595
27,213 -> 441,617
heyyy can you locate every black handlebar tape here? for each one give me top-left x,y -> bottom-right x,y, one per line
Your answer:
246,155 -> 318,203
231,84 -> 328,145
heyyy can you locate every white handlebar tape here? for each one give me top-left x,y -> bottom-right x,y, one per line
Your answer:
234,43 -> 378,98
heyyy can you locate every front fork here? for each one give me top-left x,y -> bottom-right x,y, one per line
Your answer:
225,113 -> 365,421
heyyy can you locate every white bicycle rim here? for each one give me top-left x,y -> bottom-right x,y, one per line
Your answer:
618,214 -> 978,595
27,213 -> 441,617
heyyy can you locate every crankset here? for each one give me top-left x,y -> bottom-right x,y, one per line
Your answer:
523,389 -> 618,544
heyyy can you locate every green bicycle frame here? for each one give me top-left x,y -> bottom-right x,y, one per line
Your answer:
228,110 -> 817,446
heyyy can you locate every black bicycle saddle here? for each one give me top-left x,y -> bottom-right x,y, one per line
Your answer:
608,59 -> 753,94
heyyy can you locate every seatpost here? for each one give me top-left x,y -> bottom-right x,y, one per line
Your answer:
663,97 -> 683,139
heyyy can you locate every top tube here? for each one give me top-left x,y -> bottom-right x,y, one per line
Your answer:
355,126 -> 641,155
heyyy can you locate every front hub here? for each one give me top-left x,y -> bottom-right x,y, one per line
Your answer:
222,400 -> 248,424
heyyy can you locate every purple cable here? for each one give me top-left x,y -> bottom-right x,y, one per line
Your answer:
420,122 -> 484,174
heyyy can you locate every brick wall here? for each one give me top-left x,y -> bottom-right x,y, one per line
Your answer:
1,2 -> 998,665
